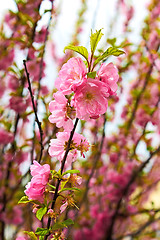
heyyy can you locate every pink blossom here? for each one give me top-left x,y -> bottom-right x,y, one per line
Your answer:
9,96 -> 27,113
55,57 -> 87,94
26,59 -> 45,82
35,27 -> 48,43
109,152 -> 118,163
40,85 -> 49,95
0,128 -> 14,145
0,40 -> 14,71
97,62 -> 119,95
30,160 -> 50,185
25,161 -> 50,202
71,78 -> 109,120
60,201 -> 68,213
16,237 -> 26,240
49,132 -> 89,164
47,209 -> 54,214
49,91 -> 74,130
7,74 -> 19,90
25,179 -> 45,203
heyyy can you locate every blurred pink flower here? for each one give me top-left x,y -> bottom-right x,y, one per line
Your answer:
0,128 -> 14,145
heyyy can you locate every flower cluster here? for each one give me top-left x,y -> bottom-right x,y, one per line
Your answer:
48,56 -> 119,165
52,57 -> 119,122
25,161 -> 50,203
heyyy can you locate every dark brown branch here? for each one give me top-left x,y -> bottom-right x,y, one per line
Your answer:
44,118 -> 79,240
23,60 -> 44,163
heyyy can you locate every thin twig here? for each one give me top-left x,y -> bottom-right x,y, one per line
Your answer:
23,60 -> 44,163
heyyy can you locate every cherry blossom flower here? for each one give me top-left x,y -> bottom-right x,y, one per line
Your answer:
9,96 -> 27,113
97,62 -> 119,95
71,78 -> 109,120
0,128 -> 14,145
55,57 -> 87,94
49,91 -> 75,130
25,161 -> 50,203
48,132 -> 89,164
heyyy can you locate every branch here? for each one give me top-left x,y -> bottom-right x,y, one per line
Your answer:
23,60 -> 44,163
44,118 -> 79,240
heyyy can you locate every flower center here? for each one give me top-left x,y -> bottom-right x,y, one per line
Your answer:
64,140 -> 76,151
85,92 -> 93,100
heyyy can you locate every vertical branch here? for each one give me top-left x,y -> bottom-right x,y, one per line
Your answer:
31,0 -> 55,163
23,60 -> 44,163
44,118 -> 79,240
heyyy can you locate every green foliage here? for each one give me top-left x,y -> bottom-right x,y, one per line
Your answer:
47,183 -> 56,189
36,206 -> 47,221
52,219 -> 74,231
51,169 -> 62,179
90,29 -> 103,55
35,228 -> 50,236
62,169 -> 80,176
24,231 -> 37,240
58,187 -> 81,194
64,45 -> 89,63
18,196 -> 30,204
18,196 -> 42,206
93,47 -> 125,68
87,71 -> 96,79
107,38 -> 117,47
60,179 -> 69,191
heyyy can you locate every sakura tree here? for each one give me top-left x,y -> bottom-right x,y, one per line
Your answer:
0,0 -> 160,240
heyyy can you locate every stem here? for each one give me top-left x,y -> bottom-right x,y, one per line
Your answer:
23,60 -> 44,163
44,118 -> 79,240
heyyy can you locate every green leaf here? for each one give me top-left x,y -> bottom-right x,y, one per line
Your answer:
60,179 -> 68,191
62,218 -> 74,226
52,222 -> 65,231
87,71 -> 96,79
58,187 -> 81,194
39,237 -> 44,240
107,38 -> 116,47
47,183 -> 56,189
24,231 -> 38,240
93,47 -> 125,68
35,228 -> 49,236
62,169 -> 80,176
51,169 -> 62,179
90,29 -> 103,55
52,219 -> 74,231
18,196 -> 42,206
18,196 -> 30,204
36,206 -> 47,221
64,45 -> 89,62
